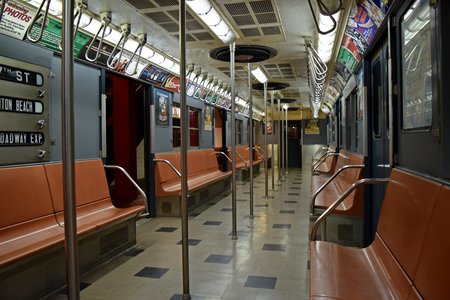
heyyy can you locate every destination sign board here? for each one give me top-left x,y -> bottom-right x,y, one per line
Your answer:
0,63 -> 43,86
0,131 -> 45,146
0,96 -> 43,114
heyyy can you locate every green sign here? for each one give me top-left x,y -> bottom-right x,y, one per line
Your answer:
337,47 -> 359,72
27,18 -> 91,58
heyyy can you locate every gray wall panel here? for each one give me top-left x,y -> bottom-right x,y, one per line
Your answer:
50,58 -> 101,161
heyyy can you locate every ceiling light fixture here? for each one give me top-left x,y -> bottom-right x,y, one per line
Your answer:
186,0 -> 235,44
251,67 -> 268,84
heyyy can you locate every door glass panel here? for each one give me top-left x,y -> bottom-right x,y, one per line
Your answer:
372,59 -> 382,138
401,0 -> 432,130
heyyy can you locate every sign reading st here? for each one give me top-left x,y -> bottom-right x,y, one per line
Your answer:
0,64 -> 43,86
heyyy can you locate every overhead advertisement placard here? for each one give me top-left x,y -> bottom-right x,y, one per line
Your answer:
0,1 -> 35,39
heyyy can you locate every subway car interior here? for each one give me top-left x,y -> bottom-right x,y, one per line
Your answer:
1,0 -> 450,299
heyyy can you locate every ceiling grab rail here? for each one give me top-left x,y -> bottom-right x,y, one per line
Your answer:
181,63 -> 195,93
0,0 -> 6,24
106,23 -> 131,70
187,68 -> 202,96
306,41 -> 328,118
307,0 -> 341,35
124,33 -> 147,76
200,76 -> 214,101
58,0 -> 88,51
26,0 -> 52,43
85,11 -> 111,62
193,72 -> 208,99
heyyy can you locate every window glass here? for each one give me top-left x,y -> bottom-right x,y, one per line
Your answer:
401,0 -> 432,130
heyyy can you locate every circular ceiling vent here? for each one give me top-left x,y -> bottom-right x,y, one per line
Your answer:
209,45 -> 277,63
252,82 -> 290,91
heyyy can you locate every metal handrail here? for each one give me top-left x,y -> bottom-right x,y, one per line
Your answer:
215,151 -> 232,163
124,33 -> 147,76
311,150 -> 334,170
312,153 -> 340,173
26,0 -> 52,43
106,23 -> 131,69
85,11 -> 111,62
58,0 -> 88,51
310,178 -> 390,241
104,164 -> 149,217
0,0 -> 6,23
312,146 -> 329,161
235,152 -> 248,169
310,164 -> 365,213
153,158 -> 182,177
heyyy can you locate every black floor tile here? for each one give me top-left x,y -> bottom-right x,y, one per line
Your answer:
272,224 -> 292,229
243,192 -> 250,194
189,212 -> 201,217
135,267 -> 169,279
288,193 -> 300,196
170,294 -> 204,300
279,210 -> 295,214
205,254 -> 233,264
221,208 -> 232,212
290,187 -> 301,190
177,239 -> 202,246
244,275 -> 277,289
262,244 -> 286,252
284,200 -> 297,204
255,204 -> 269,207
123,247 -> 144,257
203,221 -> 222,226
237,198 -> 247,202
156,227 -> 178,233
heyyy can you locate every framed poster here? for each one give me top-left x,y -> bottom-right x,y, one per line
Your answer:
155,89 -> 170,126
204,105 -> 212,131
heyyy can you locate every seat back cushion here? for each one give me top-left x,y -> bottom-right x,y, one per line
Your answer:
45,160 -> 111,212
0,165 -> 54,228
203,149 -> 220,172
155,152 -> 181,183
377,168 -> 441,279
413,184 -> 450,299
187,150 -> 208,175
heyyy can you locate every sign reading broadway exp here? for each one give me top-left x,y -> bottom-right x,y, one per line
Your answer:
0,131 -> 45,146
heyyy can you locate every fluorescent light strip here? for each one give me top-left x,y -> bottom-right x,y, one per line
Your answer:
317,12 -> 340,63
251,67 -> 268,84
186,0 -> 235,44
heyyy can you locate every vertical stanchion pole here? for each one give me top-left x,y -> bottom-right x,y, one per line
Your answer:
277,99 -> 281,183
263,82 -> 268,201
61,1 -> 79,298
285,107 -> 288,175
270,92 -> 274,189
230,42 -> 237,240
248,63 -> 254,218
281,104 -> 285,180
179,1 -> 190,298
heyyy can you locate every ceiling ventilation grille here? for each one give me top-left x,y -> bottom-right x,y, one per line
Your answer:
221,0 -> 284,38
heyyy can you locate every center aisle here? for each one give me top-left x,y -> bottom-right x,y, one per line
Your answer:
76,168 -> 310,300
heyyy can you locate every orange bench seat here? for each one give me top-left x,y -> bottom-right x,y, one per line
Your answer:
0,160 -> 145,267
310,168 -> 450,299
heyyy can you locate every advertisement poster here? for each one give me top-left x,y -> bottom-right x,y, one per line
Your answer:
0,1 -> 35,39
140,64 -> 170,86
155,89 -> 170,126
27,17 -> 91,58
164,74 -> 180,93
305,120 -> 320,135
204,105 -> 212,131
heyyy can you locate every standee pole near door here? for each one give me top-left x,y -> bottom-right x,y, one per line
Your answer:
230,42 -> 237,240
179,1 -> 190,298
248,63 -> 254,218
277,99 -> 281,183
263,82 -> 268,201
285,107 -> 288,175
270,92 -> 274,189
61,1 -> 79,299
